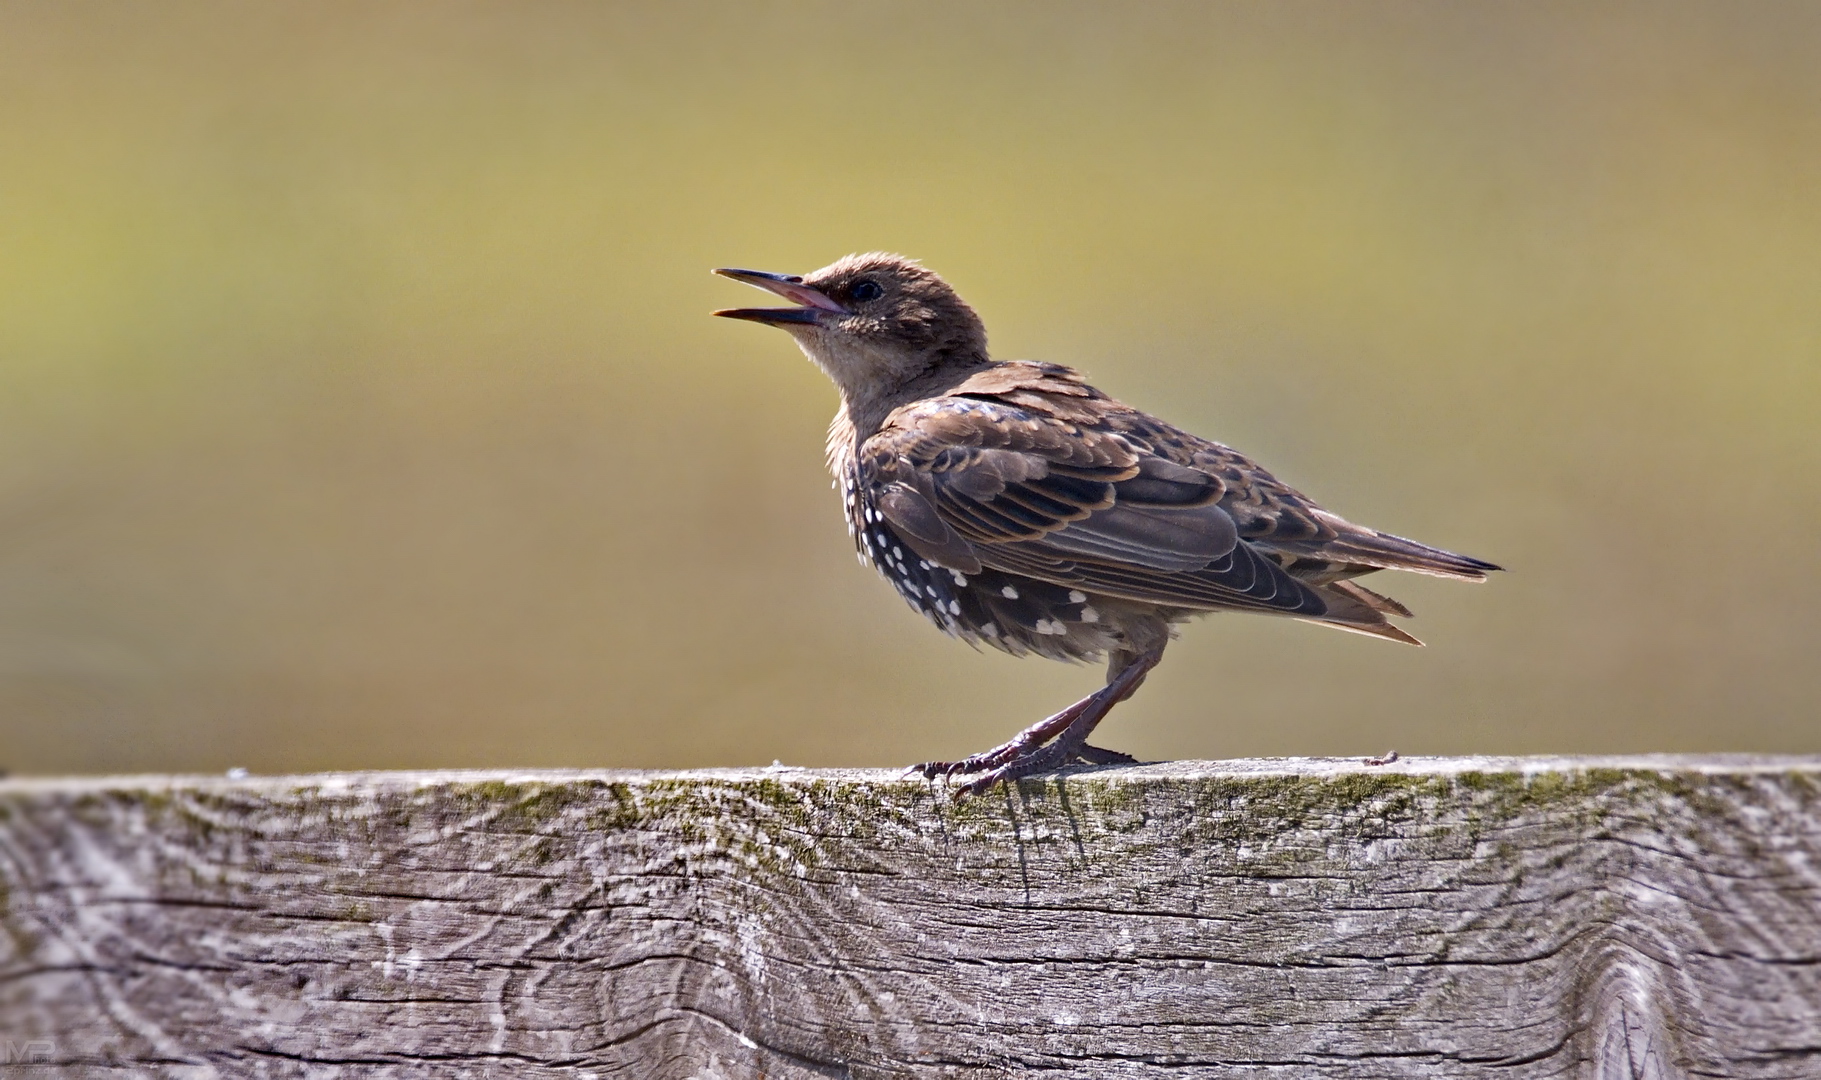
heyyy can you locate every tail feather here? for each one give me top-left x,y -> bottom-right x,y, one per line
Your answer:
1302,580 -> 1424,646
1303,512 -> 1503,582
1328,578 -> 1414,619
1305,618 -> 1424,646
1264,512 -> 1498,645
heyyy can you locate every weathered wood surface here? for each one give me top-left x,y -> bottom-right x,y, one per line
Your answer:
2,756 -> 1819,1078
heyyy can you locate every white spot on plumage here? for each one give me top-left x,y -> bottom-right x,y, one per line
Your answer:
1080,605 -> 1100,623
1001,585 -> 1019,599
950,571 -> 968,586
1068,590 -> 1087,604
947,599 -> 961,615
892,546 -> 902,559
980,622 -> 998,637
919,560 -> 932,570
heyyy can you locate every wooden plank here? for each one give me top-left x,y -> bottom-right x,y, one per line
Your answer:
2,756 -> 1819,1078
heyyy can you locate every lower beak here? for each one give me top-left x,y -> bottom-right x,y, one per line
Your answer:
713,305 -> 823,326
712,267 -> 847,327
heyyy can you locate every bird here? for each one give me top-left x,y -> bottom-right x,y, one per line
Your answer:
714,253 -> 1500,795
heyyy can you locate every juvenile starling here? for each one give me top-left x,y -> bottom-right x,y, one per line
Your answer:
715,254 -> 1500,794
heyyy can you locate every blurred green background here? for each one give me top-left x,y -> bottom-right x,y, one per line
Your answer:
1,2 -> 1816,776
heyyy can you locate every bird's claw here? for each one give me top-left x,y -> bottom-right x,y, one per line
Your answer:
913,742 -> 1033,781
911,758 -> 973,780
957,772 -> 1006,798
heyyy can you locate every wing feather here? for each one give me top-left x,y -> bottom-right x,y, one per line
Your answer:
868,398 -> 1326,617
862,361 -> 1498,642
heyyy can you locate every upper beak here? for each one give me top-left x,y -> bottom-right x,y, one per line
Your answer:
712,267 -> 848,326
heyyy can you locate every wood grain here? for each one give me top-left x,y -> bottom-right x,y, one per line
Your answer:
3,756 -> 1819,1078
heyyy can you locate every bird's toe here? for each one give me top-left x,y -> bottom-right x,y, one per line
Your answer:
1073,744 -> 1138,766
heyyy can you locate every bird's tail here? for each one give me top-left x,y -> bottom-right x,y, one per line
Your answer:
1299,579 -> 1424,646
1303,512 -> 1503,582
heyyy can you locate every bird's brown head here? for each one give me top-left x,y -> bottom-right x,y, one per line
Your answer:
714,253 -> 988,405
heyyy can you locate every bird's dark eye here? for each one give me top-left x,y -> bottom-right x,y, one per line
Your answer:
850,280 -> 884,302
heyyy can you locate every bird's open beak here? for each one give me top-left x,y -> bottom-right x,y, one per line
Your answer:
712,268 -> 848,326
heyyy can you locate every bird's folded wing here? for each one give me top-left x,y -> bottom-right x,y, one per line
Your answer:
865,400 -> 1329,616
1131,420 -> 1500,582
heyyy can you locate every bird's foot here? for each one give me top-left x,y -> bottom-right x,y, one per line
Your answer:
916,739 -> 1137,797
950,733 -> 1145,796
952,735 -> 1082,797
912,695 -> 1099,780
913,649 -> 1162,796
1363,749 -> 1400,766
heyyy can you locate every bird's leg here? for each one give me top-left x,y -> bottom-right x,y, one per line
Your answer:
950,646 -> 1164,796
